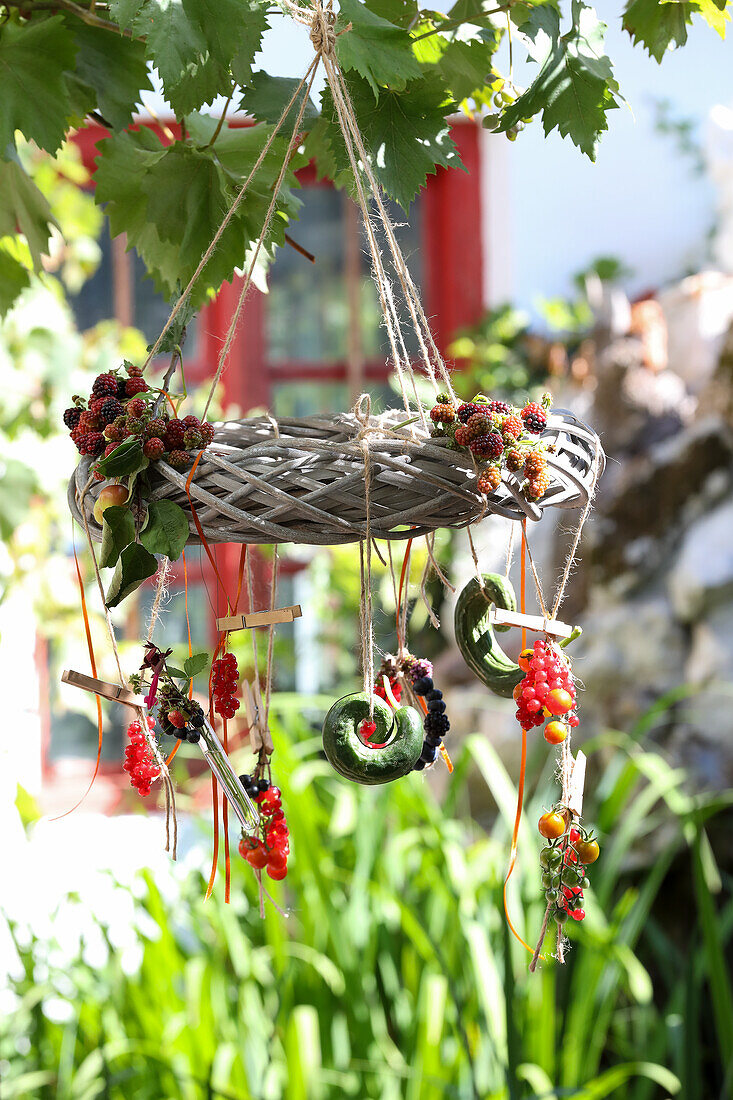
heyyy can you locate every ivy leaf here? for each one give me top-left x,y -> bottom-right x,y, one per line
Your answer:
0,240 -> 31,316
63,19 -> 152,129
239,73 -> 320,129
0,160 -> 58,272
499,1 -> 619,160
321,72 -> 462,210
183,652 -> 209,678
105,543 -> 158,608
336,0 -> 422,95
623,0 -> 728,61
95,437 -> 149,478
100,505 -> 135,568
0,16 -> 76,154
139,500 -> 190,560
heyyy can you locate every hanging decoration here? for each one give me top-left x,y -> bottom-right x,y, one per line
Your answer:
59,0 -> 605,963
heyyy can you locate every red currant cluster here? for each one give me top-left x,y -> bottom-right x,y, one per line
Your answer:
212,654 -> 240,719
123,716 -> 160,796
539,813 -> 600,926
429,392 -> 553,502
238,776 -> 290,880
513,639 -> 579,738
63,362 -> 216,476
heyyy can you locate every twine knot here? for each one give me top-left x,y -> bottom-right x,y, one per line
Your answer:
309,0 -> 337,55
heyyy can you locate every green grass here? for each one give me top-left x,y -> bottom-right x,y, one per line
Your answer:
2,698 -> 732,1099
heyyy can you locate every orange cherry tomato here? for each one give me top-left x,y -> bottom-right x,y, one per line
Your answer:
545,688 -> 573,716
538,810 -> 566,839
544,720 -> 568,744
575,837 -> 600,864
518,648 -> 534,672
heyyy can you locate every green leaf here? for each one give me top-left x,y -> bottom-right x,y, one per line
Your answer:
182,0 -> 266,71
320,72 -> 462,210
499,1 -> 619,160
165,666 -> 188,679
108,0 -> 145,28
0,239 -> 31,316
0,160 -> 58,272
183,652 -> 209,678
95,437 -> 148,478
0,454 -> 37,540
133,0 -> 223,116
364,0 -> 418,29
623,0 -> 728,61
0,16 -> 77,154
336,0 -> 422,95
105,543 -> 159,608
239,73 -> 320,129
139,500 -> 190,560
229,0 -> 271,85
100,505 -> 135,569
63,19 -> 152,129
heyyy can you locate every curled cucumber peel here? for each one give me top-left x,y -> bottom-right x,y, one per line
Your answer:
455,572 -> 581,698
322,693 -> 423,785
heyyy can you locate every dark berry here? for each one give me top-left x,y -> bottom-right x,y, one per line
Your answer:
419,743 -> 438,764
521,403 -> 547,434
424,711 -> 450,735
457,402 -> 481,424
63,407 -> 81,430
168,449 -> 192,470
200,422 -> 215,445
182,415 -> 200,430
91,373 -> 119,397
125,377 -> 149,397
413,676 -> 434,696
426,689 -> 443,702
183,428 -> 203,450
487,400 -> 510,414
164,420 -> 186,449
79,431 -> 106,456
127,398 -> 147,418
143,437 -> 165,460
470,432 -> 504,459
427,699 -> 446,713
99,397 -> 124,425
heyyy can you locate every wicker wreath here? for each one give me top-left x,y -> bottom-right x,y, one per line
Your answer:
69,408 -> 604,546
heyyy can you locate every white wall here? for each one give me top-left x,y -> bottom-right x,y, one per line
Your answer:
483,2 -> 733,318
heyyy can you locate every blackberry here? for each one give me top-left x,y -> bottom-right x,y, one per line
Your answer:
465,413 -> 492,440
99,397 -> 124,425
125,377 -> 148,397
78,410 -> 100,432
164,419 -> 186,449
183,428 -> 203,450
526,469 -> 551,500
424,711 -> 450,735
477,467 -> 502,494
63,407 -> 81,430
454,426 -> 470,447
127,364 -> 144,378
103,442 -> 120,457
487,399 -> 510,414
501,414 -> 522,439
127,398 -> 147,418
91,373 -> 119,397
79,431 -> 106,456
419,743 -> 438,765
168,449 -> 191,470
523,450 -> 547,479
521,402 -> 547,434
470,432 -> 504,459
126,417 -> 146,435
506,447 -> 523,472
143,437 -> 165,460
200,422 -> 215,445
182,415 -> 200,430
430,402 -> 455,424
148,417 -> 168,437
457,401 -> 482,424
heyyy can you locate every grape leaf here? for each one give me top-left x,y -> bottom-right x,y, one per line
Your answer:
105,543 -> 158,607
63,19 -> 152,129
139,500 -> 190,560
100,505 -> 135,568
336,0 -> 422,95
499,1 -> 619,160
108,0 -> 145,28
133,0 -> 223,116
0,17 -> 76,154
239,73 -> 320,129
0,239 -> 31,316
182,0 -> 266,71
364,0 -> 418,28
230,0 -> 271,85
623,0 -> 728,60
0,160 -> 58,272
321,72 -> 462,210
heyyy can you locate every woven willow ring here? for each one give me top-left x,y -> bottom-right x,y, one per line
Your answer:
69,409 -> 604,546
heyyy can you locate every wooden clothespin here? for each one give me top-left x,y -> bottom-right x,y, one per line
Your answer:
61,669 -> 146,708
216,604 -> 302,632
243,679 -> 274,755
487,606 -> 575,640
567,750 -> 587,817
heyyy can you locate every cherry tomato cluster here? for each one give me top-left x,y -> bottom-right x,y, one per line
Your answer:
539,813 -> 600,925
123,716 -> 160,796
238,775 -> 290,880
212,653 -> 241,719
513,639 -> 579,739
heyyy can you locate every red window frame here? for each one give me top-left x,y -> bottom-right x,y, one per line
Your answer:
41,116 -> 483,806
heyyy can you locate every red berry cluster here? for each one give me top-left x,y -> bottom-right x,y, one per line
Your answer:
63,364 -> 217,476
212,653 -> 240,719
429,392 -> 553,503
123,716 -> 160,796
513,639 -> 579,733
238,777 -> 290,880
